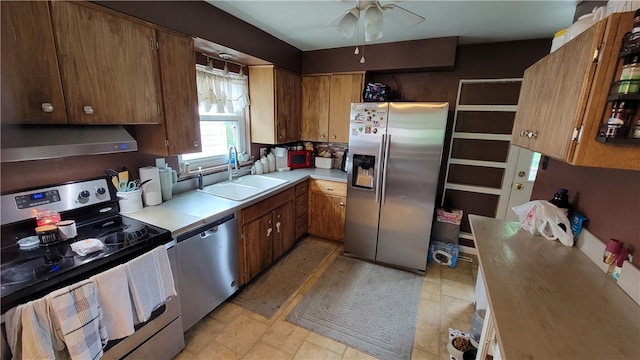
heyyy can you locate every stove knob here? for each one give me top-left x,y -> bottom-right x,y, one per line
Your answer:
78,190 -> 91,202
96,187 -> 107,196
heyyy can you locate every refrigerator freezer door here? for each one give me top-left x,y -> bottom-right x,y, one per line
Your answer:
376,102 -> 448,271
344,103 -> 388,260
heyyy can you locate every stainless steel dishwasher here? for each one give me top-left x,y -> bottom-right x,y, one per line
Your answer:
176,213 -> 239,331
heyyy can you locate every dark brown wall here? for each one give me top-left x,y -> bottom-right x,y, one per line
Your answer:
302,37 -> 458,74
365,39 -> 552,211
531,158 -> 640,266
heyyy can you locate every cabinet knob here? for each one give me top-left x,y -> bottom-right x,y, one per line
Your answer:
324,187 -> 334,191
339,202 -> 345,207
519,129 -> 527,137
321,134 -> 326,139
83,106 -> 94,115
332,135 -> 337,139
266,227 -> 272,237
276,221 -> 281,233
193,141 -> 199,148
41,103 -> 54,113
527,131 -> 538,139
514,183 -> 523,190
518,170 -> 526,177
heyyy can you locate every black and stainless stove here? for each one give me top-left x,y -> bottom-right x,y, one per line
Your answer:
0,177 -> 172,313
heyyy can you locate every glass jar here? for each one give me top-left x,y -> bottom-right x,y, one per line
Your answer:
606,101 -> 635,138
618,55 -> 640,94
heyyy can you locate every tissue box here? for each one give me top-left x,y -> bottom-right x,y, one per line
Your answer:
315,157 -> 332,169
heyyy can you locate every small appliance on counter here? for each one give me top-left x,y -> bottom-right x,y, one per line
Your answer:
287,149 -> 313,169
274,147 -> 290,171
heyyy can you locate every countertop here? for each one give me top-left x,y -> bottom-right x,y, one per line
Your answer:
124,168 -> 347,236
468,214 -> 640,360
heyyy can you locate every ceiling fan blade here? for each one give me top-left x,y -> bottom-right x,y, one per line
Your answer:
324,8 -> 351,27
381,4 -> 425,27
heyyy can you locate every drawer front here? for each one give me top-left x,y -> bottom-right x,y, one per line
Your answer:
295,195 -> 308,217
240,187 -> 295,225
295,215 -> 308,240
295,180 -> 309,197
310,179 -> 346,196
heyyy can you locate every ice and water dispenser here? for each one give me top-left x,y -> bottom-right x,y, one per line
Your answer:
351,154 -> 375,189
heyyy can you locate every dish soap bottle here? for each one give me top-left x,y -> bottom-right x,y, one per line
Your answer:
549,188 -> 572,217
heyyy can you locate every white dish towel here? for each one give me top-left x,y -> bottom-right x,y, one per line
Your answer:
125,246 -> 176,323
91,264 -> 135,340
5,298 -> 68,360
47,279 -> 107,360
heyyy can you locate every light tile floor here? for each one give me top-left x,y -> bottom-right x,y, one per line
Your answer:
174,236 -> 478,360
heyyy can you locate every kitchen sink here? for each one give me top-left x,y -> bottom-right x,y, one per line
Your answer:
198,175 -> 288,201
231,175 -> 288,189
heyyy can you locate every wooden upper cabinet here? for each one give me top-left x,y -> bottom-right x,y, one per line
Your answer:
50,1 -> 162,125
249,65 -> 301,144
301,75 -> 331,141
513,11 -> 640,170
301,73 -> 364,143
1,1 -> 68,124
136,30 -> 201,155
329,73 -> 363,143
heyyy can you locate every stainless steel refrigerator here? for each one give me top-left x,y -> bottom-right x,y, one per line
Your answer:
344,102 -> 448,272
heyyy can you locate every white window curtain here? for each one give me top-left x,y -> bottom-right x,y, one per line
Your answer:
196,65 -> 249,115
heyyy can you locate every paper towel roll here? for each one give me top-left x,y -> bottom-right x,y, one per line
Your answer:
139,166 -> 162,206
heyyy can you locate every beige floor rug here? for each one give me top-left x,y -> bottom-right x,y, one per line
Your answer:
231,240 -> 332,319
287,255 -> 423,360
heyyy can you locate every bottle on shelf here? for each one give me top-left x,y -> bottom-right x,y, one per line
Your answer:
606,101 -> 635,138
618,54 -> 640,94
549,188 -> 573,217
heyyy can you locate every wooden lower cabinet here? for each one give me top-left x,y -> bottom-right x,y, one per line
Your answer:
308,180 -> 346,241
243,213 -> 273,282
238,188 -> 295,285
272,202 -> 295,260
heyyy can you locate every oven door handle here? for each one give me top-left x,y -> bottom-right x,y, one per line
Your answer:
164,239 -> 176,250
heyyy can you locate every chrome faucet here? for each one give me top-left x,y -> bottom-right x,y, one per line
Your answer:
228,145 -> 239,181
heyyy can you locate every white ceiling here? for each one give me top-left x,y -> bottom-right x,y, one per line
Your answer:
205,0 -> 579,52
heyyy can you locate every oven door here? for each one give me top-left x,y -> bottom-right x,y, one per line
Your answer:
102,241 -> 184,359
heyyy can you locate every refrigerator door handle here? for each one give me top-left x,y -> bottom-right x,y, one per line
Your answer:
376,134 -> 386,204
381,134 -> 391,204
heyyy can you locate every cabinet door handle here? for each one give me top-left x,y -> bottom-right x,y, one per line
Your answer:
266,227 -> 272,237
276,221 -> 281,233
339,202 -> 345,207
193,141 -> 199,148
324,187 -> 334,191
41,103 -> 54,113
83,106 -> 94,115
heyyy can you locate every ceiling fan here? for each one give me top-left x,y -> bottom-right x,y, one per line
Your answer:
325,0 -> 425,42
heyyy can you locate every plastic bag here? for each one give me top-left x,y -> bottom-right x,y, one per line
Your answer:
428,240 -> 459,268
512,200 -> 573,246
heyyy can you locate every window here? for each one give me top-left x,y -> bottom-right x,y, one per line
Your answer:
179,65 -> 249,168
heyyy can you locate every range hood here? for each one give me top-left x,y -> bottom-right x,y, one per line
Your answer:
1,125 -> 138,162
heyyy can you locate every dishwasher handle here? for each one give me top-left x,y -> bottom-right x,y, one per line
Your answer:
176,213 -> 236,243
200,226 -> 218,238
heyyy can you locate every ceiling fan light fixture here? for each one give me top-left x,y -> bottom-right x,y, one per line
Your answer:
337,8 -> 360,39
364,4 -> 384,42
